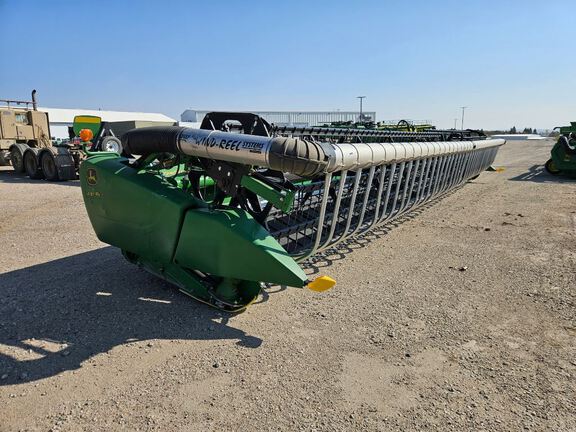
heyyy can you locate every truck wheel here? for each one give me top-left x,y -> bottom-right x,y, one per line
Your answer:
41,152 -> 60,181
101,136 -> 123,154
10,146 -> 26,173
544,159 -> 561,175
0,150 -> 11,166
24,150 -> 44,179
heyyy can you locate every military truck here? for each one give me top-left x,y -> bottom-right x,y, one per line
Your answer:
0,91 -> 172,181
0,90 -> 52,172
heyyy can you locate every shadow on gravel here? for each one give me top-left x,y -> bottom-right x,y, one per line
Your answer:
509,165 -> 576,183
0,247 -> 262,386
0,170 -> 80,187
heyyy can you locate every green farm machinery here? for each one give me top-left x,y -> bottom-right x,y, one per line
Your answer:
545,122 -> 576,176
80,112 -> 505,312
321,119 -> 436,133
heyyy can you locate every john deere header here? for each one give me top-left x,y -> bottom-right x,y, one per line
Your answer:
80,112 -> 504,312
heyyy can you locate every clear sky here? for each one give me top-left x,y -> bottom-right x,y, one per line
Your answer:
1,0 -> 575,130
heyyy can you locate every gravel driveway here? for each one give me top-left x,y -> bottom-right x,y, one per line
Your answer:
0,139 -> 574,431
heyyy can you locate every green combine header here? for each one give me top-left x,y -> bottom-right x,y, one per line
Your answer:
80,112 -> 505,312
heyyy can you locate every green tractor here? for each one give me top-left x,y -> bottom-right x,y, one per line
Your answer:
545,122 -> 576,176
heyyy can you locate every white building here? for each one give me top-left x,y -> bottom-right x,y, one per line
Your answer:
40,107 -> 176,139
181,110 -> 377,127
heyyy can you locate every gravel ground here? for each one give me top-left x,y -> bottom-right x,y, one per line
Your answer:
0,139 -> 574,432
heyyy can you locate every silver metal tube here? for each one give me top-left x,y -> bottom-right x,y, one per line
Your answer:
352,165 -> 376,235
174,128 -> 505,176
439,154 -> 453,194
425,156 -> 437,200
379,162 -> 397,223
440,154 -> 455,193
368,164 -> 388,229
178,129 -> 273,166
397,160 -> 414,215
404,159 -> 421,210
452,152 -> 465,187
416,157 -> 432,204
330,169 -> 363,248
296,173 -> 333,261
389,162 -> 406,219
320,171 -> 348,250
430,156 -> 442,198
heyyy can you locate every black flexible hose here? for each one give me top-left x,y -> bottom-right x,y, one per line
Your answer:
122,126 -> 184,155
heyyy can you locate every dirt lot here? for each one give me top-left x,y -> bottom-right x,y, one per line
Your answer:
0,139 -> 574,431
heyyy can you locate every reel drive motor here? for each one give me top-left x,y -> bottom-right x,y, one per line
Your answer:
80,112 -> 504,312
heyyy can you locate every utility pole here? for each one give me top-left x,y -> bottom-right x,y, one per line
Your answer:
454,118 -> 458,130
357,96 -> 366,121
460,106 -> 467,130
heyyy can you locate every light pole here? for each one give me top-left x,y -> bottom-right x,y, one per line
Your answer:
460,106 -> 467,130
454,118 -> 458,130
357,96 -> 366,121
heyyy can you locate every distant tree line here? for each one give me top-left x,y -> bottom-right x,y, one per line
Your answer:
509,127 -> 538,134
483,127 -> 540,135
483,127 -> 558,137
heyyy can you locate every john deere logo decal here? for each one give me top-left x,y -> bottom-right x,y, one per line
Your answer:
87,168 -> 98,186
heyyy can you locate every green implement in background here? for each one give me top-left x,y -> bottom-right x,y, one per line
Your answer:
73,115 -> 102,138
545,122 -> 576,176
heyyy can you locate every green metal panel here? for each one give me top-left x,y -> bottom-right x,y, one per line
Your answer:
550,141 -> 576,173
240,175 -> 295,213
73,115 -> 102,137
174,208 -> 307,288
80,152 -> 307,307
558,122 -> 576,135
80,154 -> 201,264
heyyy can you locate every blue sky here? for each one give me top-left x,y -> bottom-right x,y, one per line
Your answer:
1,0 -> 575,129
